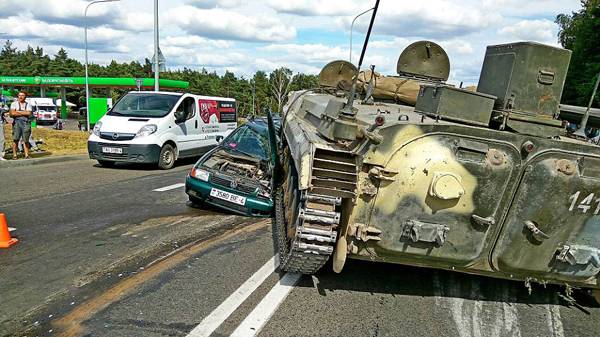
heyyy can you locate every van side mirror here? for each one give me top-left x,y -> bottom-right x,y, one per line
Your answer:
174,111 -> 186,124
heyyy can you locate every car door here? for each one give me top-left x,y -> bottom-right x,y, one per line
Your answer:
173,96 -> 199,156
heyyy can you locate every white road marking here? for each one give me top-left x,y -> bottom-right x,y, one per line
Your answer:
153,183 -> 185,192
500,300 -> 522,337
545,304 -> 565,337
186,256 -> 279,337
230,272 -> 302,337
8,227 -> 16,232
433,272 -> 523,337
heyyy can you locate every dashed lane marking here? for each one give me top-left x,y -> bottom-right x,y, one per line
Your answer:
153,183 -> 185,192
230,272 -> 302,337
186,256 -> 279,337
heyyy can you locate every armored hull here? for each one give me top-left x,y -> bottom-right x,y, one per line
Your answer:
274,90 -> 600,291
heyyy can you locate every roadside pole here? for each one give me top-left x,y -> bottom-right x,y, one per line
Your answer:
84,0 -> 120,132
154,0 -> 160,91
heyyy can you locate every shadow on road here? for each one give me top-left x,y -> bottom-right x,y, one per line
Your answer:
296,258 -> 600,309
92,156 -> 199,171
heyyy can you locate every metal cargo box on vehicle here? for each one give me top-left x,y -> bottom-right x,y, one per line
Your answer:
477,42 -> 572,119
415,85 -> 496,127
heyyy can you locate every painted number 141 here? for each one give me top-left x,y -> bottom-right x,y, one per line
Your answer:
569,191 -> 600,215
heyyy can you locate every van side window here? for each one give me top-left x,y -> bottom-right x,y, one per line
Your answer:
175,97 -> 196,121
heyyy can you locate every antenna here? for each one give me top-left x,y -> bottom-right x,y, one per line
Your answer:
573,72 -> 600,139
340,0 -> 381,119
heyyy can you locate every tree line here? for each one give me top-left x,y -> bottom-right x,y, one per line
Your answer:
0,40 -> 318,117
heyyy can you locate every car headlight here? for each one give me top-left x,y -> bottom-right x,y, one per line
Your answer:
190,167 -> 210,182
135,124 -> 158,138
92,121 -> 102,136
258,189 -> 271,199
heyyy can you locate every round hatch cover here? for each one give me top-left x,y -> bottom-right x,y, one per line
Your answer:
319,60 -> 358,91
397,41 -> 450,81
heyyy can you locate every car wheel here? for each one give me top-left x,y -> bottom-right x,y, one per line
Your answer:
97,160 -> 115,167
158,144 -> 176,170
188,195 -> 203,206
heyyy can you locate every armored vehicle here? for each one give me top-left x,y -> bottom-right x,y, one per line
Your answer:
270,2 -> 600,300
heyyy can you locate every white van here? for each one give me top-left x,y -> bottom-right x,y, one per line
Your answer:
87,91 -> 237,169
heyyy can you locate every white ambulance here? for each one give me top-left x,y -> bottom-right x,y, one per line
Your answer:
87,91 -> 237,169
28,97 -> 58,125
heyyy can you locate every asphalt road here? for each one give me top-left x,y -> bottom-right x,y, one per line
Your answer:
1,157 -> 599,337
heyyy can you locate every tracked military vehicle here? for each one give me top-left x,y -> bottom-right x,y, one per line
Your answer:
270,1 -> 600,299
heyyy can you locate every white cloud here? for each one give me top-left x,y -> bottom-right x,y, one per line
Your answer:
254,58 -> 321,74
370,37 -> 411,50
2,0 -> 152,33
163,36 -> 233,49
165,47 -> 248,68
372,1 -> 499,39
498,19 -> 558,44
481,0 -> 580,17
0,1 -> 26,18
118,12 -> 155,32
166,6 -> 296,42
442,39 -> 474,55
268,0 -> 364,16
187,0 -> 244,9
261,43 -> 347,64
0,16 -> 127,51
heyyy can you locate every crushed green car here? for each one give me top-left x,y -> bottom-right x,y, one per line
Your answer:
186,117 -> 280,217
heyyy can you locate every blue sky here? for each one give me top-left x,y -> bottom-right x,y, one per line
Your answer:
0,0 -> 583,85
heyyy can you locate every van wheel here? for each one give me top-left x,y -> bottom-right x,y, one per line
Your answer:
158,144 -> 176,170
97,160 -> 115,167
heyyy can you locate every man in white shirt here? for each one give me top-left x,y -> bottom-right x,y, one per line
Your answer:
9,91 -> 33,159
0,102 -> 6,161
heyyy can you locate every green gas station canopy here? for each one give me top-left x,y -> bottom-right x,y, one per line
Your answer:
0,76 -> 189,89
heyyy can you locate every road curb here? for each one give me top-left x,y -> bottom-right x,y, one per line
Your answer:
0,154 -> 89,168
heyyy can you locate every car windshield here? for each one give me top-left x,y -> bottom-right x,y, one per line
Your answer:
108,93 -> 182,118
222,124 -> 270,160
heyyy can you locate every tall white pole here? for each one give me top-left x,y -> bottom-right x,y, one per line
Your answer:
84,0 -> 120,132
84,3 -> 91,132
154,0 -> 160,91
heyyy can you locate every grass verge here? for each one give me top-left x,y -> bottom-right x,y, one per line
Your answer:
2,123 -> 88,157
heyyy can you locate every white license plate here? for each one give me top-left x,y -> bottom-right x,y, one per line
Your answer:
102,147 -> 123,154
210,188 -> 246,206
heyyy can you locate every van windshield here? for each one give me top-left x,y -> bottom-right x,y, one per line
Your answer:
108,93 -> 182,118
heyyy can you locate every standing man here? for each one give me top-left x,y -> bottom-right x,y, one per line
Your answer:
0,101 -> 6,161
9,91 -> 33,159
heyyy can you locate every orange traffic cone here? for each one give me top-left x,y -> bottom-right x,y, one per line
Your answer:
0,213 -> 18,248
